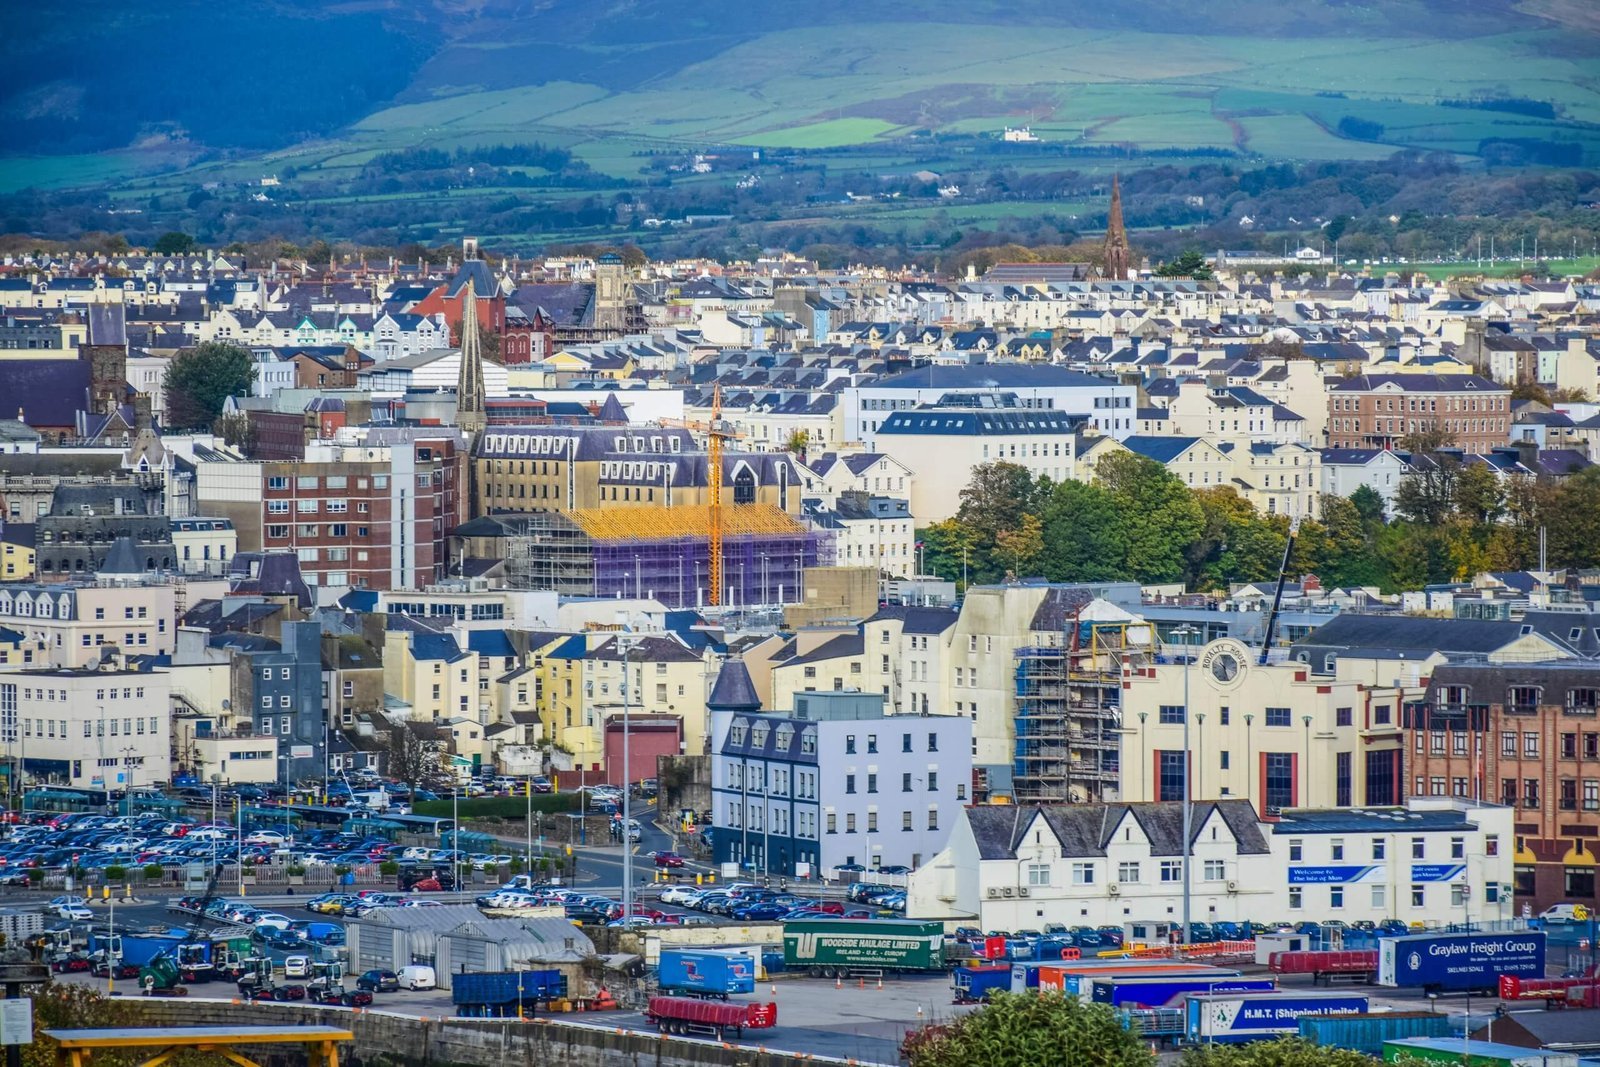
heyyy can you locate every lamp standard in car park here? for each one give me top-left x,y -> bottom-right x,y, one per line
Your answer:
1171,623 -> 1199,947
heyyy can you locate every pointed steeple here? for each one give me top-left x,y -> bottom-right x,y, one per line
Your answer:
455,278 -> 487,437
1101,174 -> 1132,281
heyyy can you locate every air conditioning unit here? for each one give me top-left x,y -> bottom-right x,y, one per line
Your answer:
1002,886 -> 1015,898
1018,887 -> 1030,898
1226,880 -> 1239,893
986,887 -> 1001,899
1107,883 -> 1121,896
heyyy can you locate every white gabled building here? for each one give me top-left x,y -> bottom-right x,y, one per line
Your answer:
908,797 -> 1513,932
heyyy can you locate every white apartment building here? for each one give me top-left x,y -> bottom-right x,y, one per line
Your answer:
845,364 -> 1135,443
0,665 -> 172,789
0,582 -> 177,668
710,690 -> 972,877
908,797 -> 1513,931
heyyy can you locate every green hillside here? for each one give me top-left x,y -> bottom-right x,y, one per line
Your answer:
4,0 -> 1598,172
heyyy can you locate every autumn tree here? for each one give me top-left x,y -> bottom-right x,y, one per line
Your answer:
994,513 -> 1044,578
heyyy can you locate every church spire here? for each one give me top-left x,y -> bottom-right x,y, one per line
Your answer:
455,278 -> 487,437
1101,174 -> 1132,281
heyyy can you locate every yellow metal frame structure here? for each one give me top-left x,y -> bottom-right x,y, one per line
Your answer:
46,1026 -> 352,1067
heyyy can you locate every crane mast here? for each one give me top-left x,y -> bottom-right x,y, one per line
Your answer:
707,386 -> 725,606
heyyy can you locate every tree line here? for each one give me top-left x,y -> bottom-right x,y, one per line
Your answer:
919,449 -> 1600,595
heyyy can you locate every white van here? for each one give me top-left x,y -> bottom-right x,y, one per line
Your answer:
283,955 -> 311,979
1539,903 -> 1587,924
398,964 -> 436,990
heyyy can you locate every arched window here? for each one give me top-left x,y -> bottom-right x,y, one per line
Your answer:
733,467 -> 756,505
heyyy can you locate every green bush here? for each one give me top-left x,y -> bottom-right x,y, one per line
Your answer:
286,865 -> 307,877
414,794 -> 578,819
27,869 -> 43,885
143,863 -> 165,880
508,858 -> 525,875
378,860 -> 399,876
105,865 -> 127,881
333,865 -> 351,877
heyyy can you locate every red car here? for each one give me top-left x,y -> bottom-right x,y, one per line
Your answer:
806,900 -> 845,915
653,852 -> 686,868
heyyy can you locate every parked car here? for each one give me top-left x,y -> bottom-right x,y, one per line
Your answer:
1540,903 -> 1588,924
283,955 -> 311,979
356,969 -> 399,993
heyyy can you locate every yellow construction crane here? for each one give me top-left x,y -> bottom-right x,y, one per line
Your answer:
661,386 -> 742,606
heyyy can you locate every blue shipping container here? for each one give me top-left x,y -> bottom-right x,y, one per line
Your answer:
452,970 -> 567,1013
954,966 -> 1012,1002
657,950 -> 756,997
1298,1012 -> 1453,1055
1377,932 -> 1545,992
1091,976 -> 1274,1009
1187,992 -> 1371,1043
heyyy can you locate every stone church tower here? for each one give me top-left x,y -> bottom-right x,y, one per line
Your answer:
1100,174 -> 1132,281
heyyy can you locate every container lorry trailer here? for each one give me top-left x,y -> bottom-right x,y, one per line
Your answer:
646,996 -> 776,1040
657,950 -> 756,999
782,919 -> 944,977
1377,931 -> 1545,995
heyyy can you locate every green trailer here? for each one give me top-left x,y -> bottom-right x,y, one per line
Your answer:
782,919 -> 945,977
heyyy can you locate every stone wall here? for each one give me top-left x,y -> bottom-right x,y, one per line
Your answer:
107,998 -> 859,1067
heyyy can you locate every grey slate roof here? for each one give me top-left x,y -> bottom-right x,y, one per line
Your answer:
1291,614 -> 1559,663
965,799 -> 1269,861
707,658 -> 761,712
99,535 -> 143,574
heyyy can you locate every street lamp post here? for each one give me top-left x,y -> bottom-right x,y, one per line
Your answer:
621,636 -> 635,922
1195,714 -> 1205,801
1302,716 -> 1313,805
1172,624 -> 1199,947
1137,713 -> 1147,799
1244,715 -> 1254,809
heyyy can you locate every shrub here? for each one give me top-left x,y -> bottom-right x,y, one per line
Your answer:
105,865 -> 127,881
143,863 -> 165,880
378,861 -> 399,876
27,870 -> 43,885
286,865 -> 307,877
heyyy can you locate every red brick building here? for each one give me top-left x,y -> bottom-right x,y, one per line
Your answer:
1327,373 -> 1511,451
254,430 -> 467,590
410,261 -> 504,337
1407,661 -> 1600,912
502,307 -> 555,365
287,345 -> 368,389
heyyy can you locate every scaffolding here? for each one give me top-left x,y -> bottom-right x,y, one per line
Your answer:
1013,617 -> 1147,805
499,503 -> 833,609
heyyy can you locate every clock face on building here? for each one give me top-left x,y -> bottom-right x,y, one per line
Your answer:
1198,639 -> 1250,689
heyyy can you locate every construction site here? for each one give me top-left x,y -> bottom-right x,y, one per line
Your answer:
502,503 -> 832,609
1012,606 -> 1151,805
